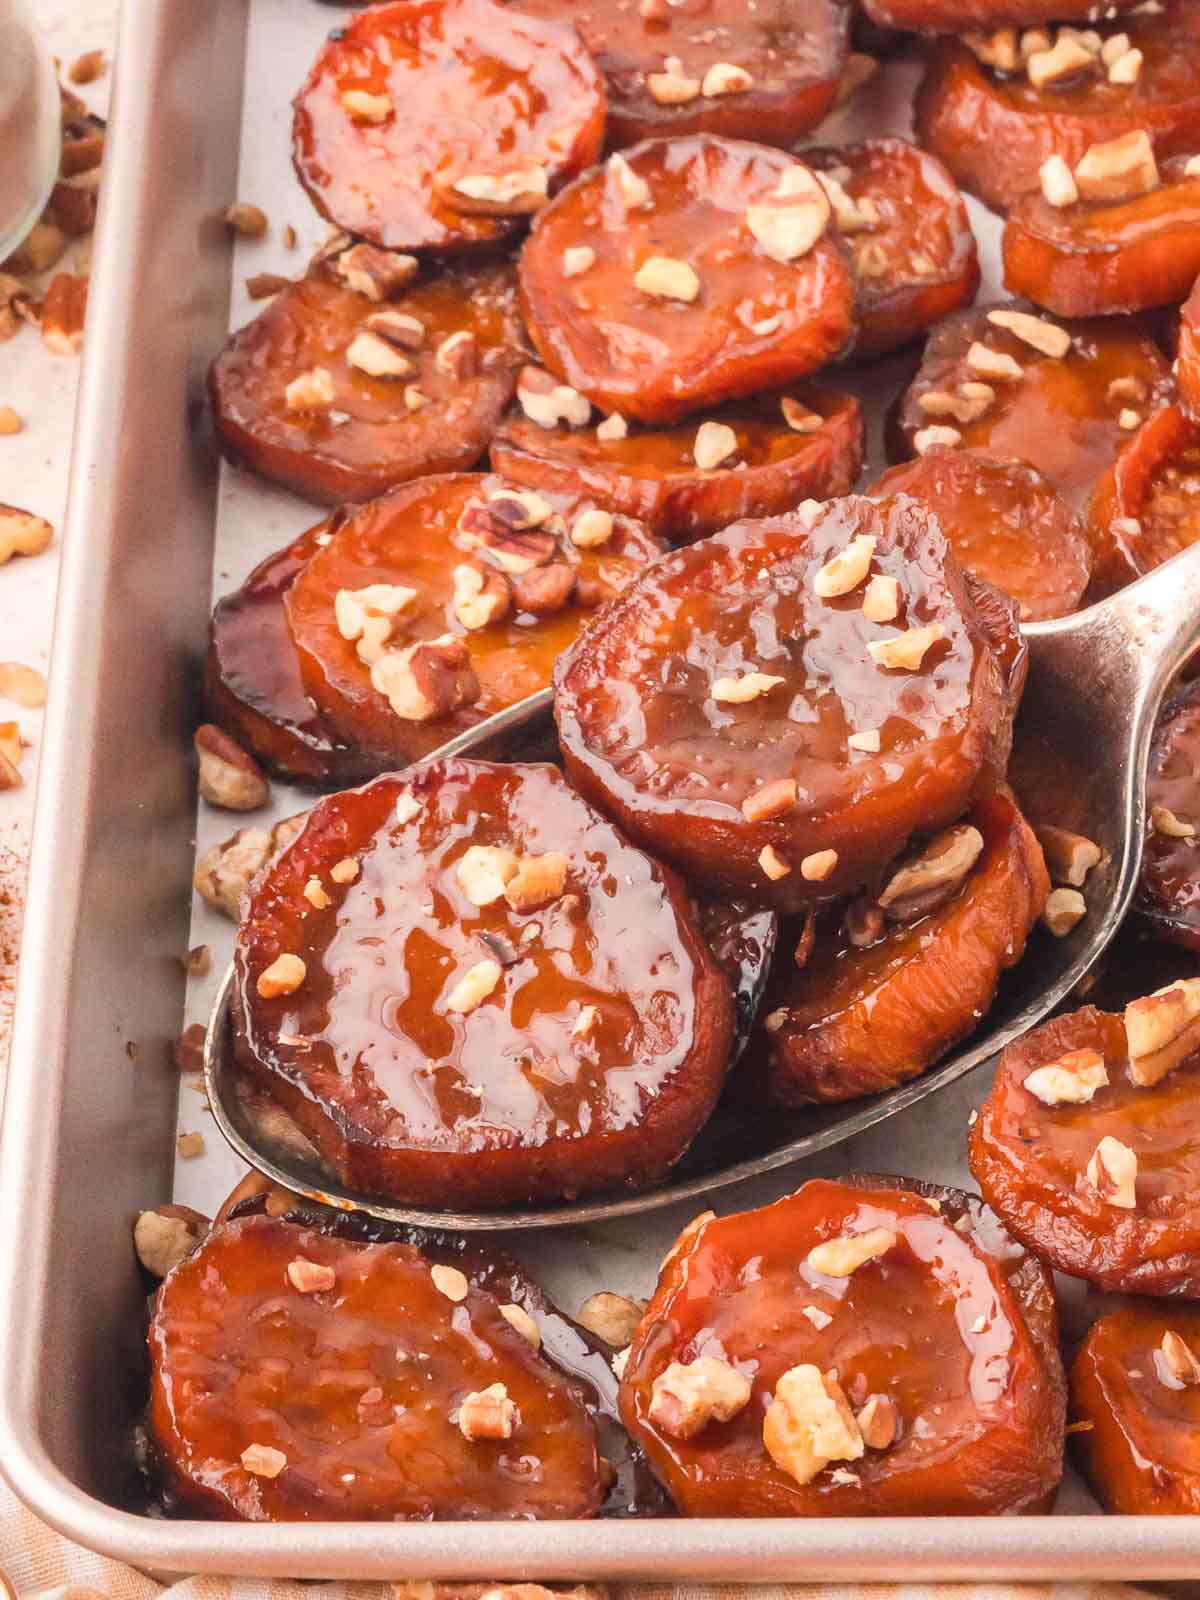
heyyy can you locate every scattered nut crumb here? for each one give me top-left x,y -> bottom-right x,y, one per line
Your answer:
563,245 -> 596,278
648,1356 -> 752,1439
133,1205 -> 208,1277
1085,1134 -> 1137,1208
1023,1047 -> 1108,1105
813,534 -> 875,599
330,857 -> 360,884
194,723 -> 269,810
1042,885 -> 1086,936
596,413 -> 628,441
286,1257 -> 336,1294
634,255 -> 701,303
257,953 -> 307,999
499,1302 -> 540,1348
445,958 -> 502,1014
807,1228 -> 896,1278
68,48 -> 107,83
759,844 -> 791,880
241,1443 -> 286,1478
763,1365 -> 863,1487
431,1262 -> 470,1302
742,777 -> 797,823
577,1291 -> 643,1348
176,1131 -> 205,1159
800,849 -> 838,882
0,407 -> 22,435
182,944 -> 211,977
913,424 -> 961,454
694,419 -> 738,470
986,308 -> 1070,358
224,201 -> 267,237
458,1382 -> 518,1441
867,624 -> 943,671
712,671 -> 786,704
0,662 -> 46,707
0,504 -> 52,563
341,89 -> 393,122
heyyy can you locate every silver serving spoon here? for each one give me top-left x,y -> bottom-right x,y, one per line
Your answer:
204,541 -> 1200,1230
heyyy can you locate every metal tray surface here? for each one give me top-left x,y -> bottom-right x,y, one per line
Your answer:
4,0 -> 1200,1579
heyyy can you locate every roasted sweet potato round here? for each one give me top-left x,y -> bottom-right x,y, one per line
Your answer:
209,253 -> 527,505
873,450 -> 1092,620
211,1176 -> 670,1517
281,472 -> 661,771
806,138 -> 979,361
1137,677 -> 1200,950
895,304 -> 1175,508
291,0 -> 605,253
1004,154 -> 1200,319
915,11 -> 1200,213
554,496 -> 1017,911
510,0 -> 849,149
519,137 -> 856,425
970,998 -> 1200,1294
147,1212 -> 605,1520
618,1178 -> 1065,1516
1071,1303 -> 1200,1514
1088,405 -> 1200,596
205,525 -> 375,787
234,759 -> 734,1209
740,793 -> 1049,1106
490,386 -> 863,545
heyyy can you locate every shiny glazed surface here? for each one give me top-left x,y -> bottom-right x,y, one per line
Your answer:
970,1005 -> 1200,1293
915,7 -> 1200,210
490,387 -> 864,544
205,524 -> 368,786
147,1213 -> 605,1521
874,451 -> 1092,620
1137,677 -> 1200,949
209,258 -> 528,506
291,0 -> 606,251
509,0 -> 849,148
806,138 -> 980,360
1089,405 -> 1200,597
1178,273 -> 1200,417
235,759 -> 734,1207
519,136 -> 856,424
618,1179 -> 1065,1516
1071,1303 -> 1200,1514
283,473 -> 662,769
741,793 -> 1049,1105
555,496 -> 1015,910
896,306 -> 1175,508
1004,156 -> 1200,319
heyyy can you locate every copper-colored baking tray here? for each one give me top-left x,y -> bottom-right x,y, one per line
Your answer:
5,0 -> 1200,1579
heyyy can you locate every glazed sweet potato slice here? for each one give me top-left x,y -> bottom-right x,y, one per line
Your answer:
147,1213 -> 605,1520
209,251 -> 528,506
510,0 -> 848,149
915,10 -> 1200,212
1088,405 -> 1200,596
210,1178 -> 671,1517
291,0 -> 605,253
739,794 -> 1049,1106
1071,1304 -> 1200,1514
806,139 -> 979,360
234,759 -> 734,1209
1136,677 -> 1200,950
618,1179 -> 1065,1516
519,137 -> 856,425
490,386 -> 863,545
282,473 -> 662,771
204,525 -> 369,787
874,450 -> 1092,620
969,993 -> 1200,1294
554,495 -> 1017,912
895,304 -> 1175,508
1004,152 -> 1200,318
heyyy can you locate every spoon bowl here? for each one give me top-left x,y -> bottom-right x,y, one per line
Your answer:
204,541 -> 1200,1229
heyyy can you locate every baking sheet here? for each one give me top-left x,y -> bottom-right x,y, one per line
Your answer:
10,0 -> 1197,1574
177,0 -> 1092,1496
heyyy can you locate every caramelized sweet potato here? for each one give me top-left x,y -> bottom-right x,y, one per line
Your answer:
235,759 -> 734,1209
1136,676 -> 1200,950
292,0 -> 605,252
874,450 -> 1092,619
209,254 -> 528,505
1071,1303 -> 1200,1514
1004,154 -> 1200,318
915,10 -> 1200,212
862,0 -> 1139,29
618,1179 -> 1065,1516
519,137 -> 856,425
1088,404 -> 1200,596
895,305 -> 1175,508
806,138 -> 979,360
204,525 -> 369,787
970,1002 -> 1200,1294
554,496 -> 1017,911
511,0 -> 849,149
147,1213 -> 605,1520
741,793 -> 1049,1105
490,386 -> 863,545
282,472 -> 661,770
